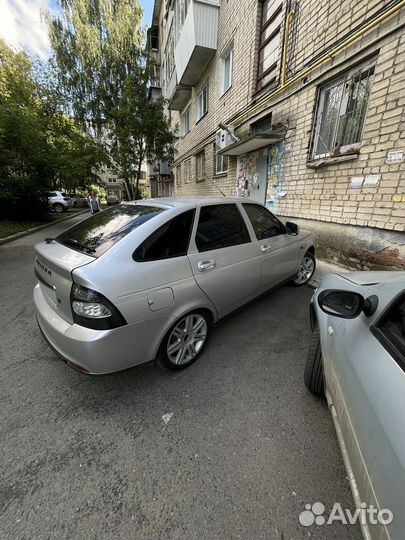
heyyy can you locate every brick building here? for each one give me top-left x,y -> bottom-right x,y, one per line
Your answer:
149,0 -> 405,269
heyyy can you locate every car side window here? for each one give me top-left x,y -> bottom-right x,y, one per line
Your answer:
133,209 -> 195,262
195,204 -> 251,252
243,203 -> 284,239
374,292 -> 405,370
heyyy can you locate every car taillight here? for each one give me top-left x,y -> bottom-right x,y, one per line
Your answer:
70,284 -> 126,330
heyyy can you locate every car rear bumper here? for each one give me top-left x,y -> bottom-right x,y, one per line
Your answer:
33,284 -> 154,374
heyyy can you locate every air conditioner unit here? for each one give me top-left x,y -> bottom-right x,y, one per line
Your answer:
216,129 -> 234,150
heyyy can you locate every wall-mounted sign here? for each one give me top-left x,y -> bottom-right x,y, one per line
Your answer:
350,176 -> 364,188
386,150 -> 404,164
364,174 -> 381,187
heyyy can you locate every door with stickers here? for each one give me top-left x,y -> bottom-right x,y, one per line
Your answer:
245,150 -> 267,204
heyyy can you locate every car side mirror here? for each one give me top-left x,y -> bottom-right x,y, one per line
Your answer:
318,290 -> 379,319
285,221 -> 298,235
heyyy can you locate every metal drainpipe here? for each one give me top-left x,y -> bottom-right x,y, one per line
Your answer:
281,10 -> 295,86
234,0 -> 405,127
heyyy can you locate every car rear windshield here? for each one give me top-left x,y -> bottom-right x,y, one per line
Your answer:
57,204 -> 166,257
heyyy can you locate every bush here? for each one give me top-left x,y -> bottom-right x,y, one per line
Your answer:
0,177 -> 50,221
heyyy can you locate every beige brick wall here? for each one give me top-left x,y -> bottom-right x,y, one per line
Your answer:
273,31 -> 405,233
159,0 -> 405,234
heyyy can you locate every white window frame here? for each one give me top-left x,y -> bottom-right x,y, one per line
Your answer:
197,82 -> 208,121
182,105 -> 190,136
183,159 -> 191,183
176,165 -> 181,186
215,152 -> 228,175
312,59 -> 376,159
221,47 -> 233,95
196,151 -> 205,181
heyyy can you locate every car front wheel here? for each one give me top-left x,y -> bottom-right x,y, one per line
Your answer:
291,252 -> 315,286
158,311 -> 211,370
304,325 -> 325,396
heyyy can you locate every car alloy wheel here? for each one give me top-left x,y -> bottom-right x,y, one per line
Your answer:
293,253 -> 315,286
166,313 -> 208,368
53,203 -> 64,213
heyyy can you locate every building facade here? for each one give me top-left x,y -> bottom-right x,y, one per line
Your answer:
150,0 -> 405,269
99,164 -> 150,199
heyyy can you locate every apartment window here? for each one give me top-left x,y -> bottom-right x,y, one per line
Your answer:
222,48 -> 233,94
257,0 -> 283,91
196,151 -> 205,181
109,178 -> 116,183
197,83 -> 208,120
182,106 -> 190,136
312,61 -> 375,158
214,145 -> 228,175
176,165 -> 182,186
183,159 -> 191,183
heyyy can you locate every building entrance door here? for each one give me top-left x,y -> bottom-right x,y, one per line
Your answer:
245,150 -> 267,204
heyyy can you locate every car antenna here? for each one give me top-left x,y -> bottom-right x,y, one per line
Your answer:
207,176 -> 226,197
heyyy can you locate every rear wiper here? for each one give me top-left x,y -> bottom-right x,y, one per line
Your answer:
60,238 -> 96,254
45,237 -> 55,243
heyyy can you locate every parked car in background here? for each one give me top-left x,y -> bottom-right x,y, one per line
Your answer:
34,197 -> 315,375
305,271 -> 405,540
106,194 -> 120,205
47,191 -> 72,213
66,194 -> 87,208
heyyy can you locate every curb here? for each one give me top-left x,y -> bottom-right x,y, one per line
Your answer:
0,210 -> 88,246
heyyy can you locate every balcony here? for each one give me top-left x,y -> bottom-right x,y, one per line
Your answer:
167,68 -> 191,111
174,0 -> 219,86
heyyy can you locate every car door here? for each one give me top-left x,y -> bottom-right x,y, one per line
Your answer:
187,203 -> 261,318
241,203 -> 300,290
325,284 -> 405,540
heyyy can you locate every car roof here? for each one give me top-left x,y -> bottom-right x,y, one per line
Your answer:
125,196 -> 260,208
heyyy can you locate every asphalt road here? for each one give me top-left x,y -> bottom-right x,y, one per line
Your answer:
0,213 -> 361,540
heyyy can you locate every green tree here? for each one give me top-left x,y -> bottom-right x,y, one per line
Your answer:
0,39 -> 104,220
110,67 -> 176,199
47,0 -> 176,199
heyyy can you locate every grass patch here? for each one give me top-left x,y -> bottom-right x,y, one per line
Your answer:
0,220 -> 46,238
0,210 -> 85,239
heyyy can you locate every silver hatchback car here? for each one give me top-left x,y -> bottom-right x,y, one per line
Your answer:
34,197 -> 315,374
305,271 -> 405,540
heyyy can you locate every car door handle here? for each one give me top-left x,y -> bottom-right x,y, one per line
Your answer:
260,244 -> 272,254
197,260 -> 216,272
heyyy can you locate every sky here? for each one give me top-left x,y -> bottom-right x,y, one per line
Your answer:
0,0 -> 154,59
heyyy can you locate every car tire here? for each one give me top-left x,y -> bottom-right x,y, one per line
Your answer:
304,325 -> 325,396
53,203 -> 64,213
157,310 -> 211,370
291,252 -> 316,286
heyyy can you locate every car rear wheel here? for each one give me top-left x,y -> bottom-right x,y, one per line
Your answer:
291,252 -> 315,286
158,311 -> 211,370
53,203 -> 64,213
304,324 -> 325,396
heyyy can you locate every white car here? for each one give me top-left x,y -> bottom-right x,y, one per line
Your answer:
47,191 -> 72,213
306,271 -> 405,540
